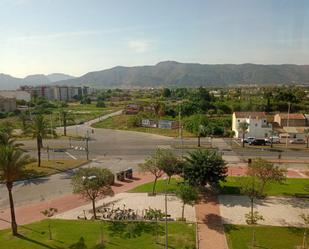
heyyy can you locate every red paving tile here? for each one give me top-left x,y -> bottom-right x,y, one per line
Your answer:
0,172 -> 153,230
195,192 -> 228,249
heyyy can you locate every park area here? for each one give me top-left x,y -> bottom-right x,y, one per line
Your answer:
0,219 -> 196,249
224,224 -> 309,249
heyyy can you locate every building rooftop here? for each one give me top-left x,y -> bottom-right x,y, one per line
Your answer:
276,113 -> 305,120
234,112 -> 266,119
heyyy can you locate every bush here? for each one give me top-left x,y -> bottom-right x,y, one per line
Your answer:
127,116 -> 140,128
96,101 -> 106,108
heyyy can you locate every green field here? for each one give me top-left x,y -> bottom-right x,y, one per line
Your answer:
220,177 -> 309,196
224,224 -> 308,249
129,177 -> 309,197
92,114 -> 193,137
128,178 -> 182,193
0,219 -> 196,249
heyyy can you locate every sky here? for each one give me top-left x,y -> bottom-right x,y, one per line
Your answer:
0,0 -> 308,77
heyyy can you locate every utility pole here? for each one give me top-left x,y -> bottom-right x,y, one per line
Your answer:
178,102 -> 184,158
47,145 -> 50,161
164,176 -> 168,249
285,102 -> 291,148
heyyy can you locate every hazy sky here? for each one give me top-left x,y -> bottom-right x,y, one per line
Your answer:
0,0 -> 308,77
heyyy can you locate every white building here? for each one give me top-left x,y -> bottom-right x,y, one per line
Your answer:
232,112 -> 272,139
0,90 -> 31,102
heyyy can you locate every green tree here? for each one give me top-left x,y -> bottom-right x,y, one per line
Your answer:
176,183 -> 199,220
18,112 -> 30,135
162,88 -> 171,98
0,141 -> 32,235
59,109 -> 74,136
238,121 -> 249,148
139,149 -> 165,195
96,100 -> 106,108
71,167 -> 114,219
184,114 -> 209,147
154,148 -> 182,183
29,115 -> 54,167
184,149 -> 227,187
240,158 -> 286,224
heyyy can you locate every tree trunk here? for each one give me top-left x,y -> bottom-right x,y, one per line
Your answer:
168,176 -> 171,184
250,197 -> 254,224
152,176 -> 158,195
270,138 -> 273,148
48,222 -> 52,240
6,182 -> 18,236
64,118 -> 67,136
37,137 -> 41,167
92,199 -> 97,219
307,137 -> 308,148
198,135 -> 201,147
181,203 -> 185,220
242,133 -> 245,148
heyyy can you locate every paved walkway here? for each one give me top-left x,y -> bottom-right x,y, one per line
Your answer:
0,172 -> 153,230
195,192 -> 228,249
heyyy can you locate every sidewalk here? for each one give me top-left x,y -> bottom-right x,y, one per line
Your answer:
0,172 -> 153,230
195,192 -> 228,249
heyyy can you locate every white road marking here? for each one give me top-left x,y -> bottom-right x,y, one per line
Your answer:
65,152 -> 77,160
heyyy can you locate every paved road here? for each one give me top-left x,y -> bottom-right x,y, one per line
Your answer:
0,111 -> 174,209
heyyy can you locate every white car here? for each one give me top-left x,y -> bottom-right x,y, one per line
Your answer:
266,136 -> 280,144
241,137 -> 255,143
289,138 -> 305,144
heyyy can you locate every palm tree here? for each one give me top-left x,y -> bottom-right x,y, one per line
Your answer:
238,121 -> 249,148
59,109 -> 74,136
18,112 -> 30,135
304,129 -> 309,148
29,115 -> 52,167
0,142 -> 32,236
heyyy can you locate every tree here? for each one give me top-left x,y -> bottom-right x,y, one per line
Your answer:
176,183 -> 199,220
96,100 -> 106,108
29,114 -> 54,167
59,109 -> 74,136
184,149 -> 227,187
139,149 -> 165,195
184,114 -> 209,147
154,148 -> 182,183
41,208 -> 58,240
300,213 -> 309,249
268,129 -> 277,148
238,121 -> 249,148
71,167 -> 114,219
240,158 -> 286,225
304,129 -> 309,148
248,158 -> 286,194
0,142 -> 32,236
18,112 -> 30,135
162,88 -> 171,98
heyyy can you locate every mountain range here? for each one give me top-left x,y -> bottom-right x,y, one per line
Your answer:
1,61 -> 309,90
0,73 -> 75,90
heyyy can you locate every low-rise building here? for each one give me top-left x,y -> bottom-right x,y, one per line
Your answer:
0,96 -> 16,112
0,90 -> 31,102
232,112 -> 272,139
274,113 -> 306,127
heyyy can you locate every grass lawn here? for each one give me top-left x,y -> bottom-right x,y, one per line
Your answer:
224,224 -> 308,249
24,160 -> 88,178
92,114 -> 193,138
0,219 -> 196,249
128,178 -> 183,194
129,177 -> 309,197
220,176 -> 309,196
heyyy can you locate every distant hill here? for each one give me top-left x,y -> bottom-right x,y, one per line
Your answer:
0,73 -> 75,90
1,62 -> 309,90
54,61 -> 309,88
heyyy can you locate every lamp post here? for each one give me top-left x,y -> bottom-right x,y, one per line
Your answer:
163,176 -> 168,249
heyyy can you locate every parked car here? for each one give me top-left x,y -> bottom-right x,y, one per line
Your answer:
241,137 -> 255,143
265,136 -> 280,144
249,139 -> 266,146
289,138 -> 305,144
